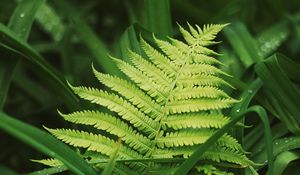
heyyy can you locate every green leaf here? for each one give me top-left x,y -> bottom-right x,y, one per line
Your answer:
223,22 -> 262,67
0,165 -> 18,175
273,151 -> 300,175
0,111 -> 97,175
255,53 -> 300,134
119,25 -> 142,62
0,24 -> 79,109
143,0 -> 172,37
0,0 -> 45,108
53,0 -> 121,76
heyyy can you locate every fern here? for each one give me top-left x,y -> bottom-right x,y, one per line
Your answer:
42,23 -> 253,174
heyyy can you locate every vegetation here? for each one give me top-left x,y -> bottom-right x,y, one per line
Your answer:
0,0 -> 300,175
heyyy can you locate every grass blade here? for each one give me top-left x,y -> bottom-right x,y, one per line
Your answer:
223,22 -> 261,67
0,0 -> 45,108
0,24 -> 79,108
0,111 -> 97,175
255,53 -> 300,134
273,151 -> 300,175
144,0 -> 172,36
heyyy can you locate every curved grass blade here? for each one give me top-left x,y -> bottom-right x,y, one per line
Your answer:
53,0 -> 121,76
223,22 -> 262,68
0,0 -> 45,108
144,0 -> 172,37
273,151 -> 300,175
255,53 -> 300,134
0,24 -> 79,108
0,112 -> 97,175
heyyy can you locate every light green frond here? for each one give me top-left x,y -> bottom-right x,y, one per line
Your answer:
177,74 -> 234,88
170,86 -> 230,100
154,146 -> 253,166
92,68 -> 163,120
196,24 -> 228,45
168,37 -> 189,53
128,50 -> 172,88
182,64 -> 229,76
192,44 -> 219,55
154,36 -> 186,64
162,113 -> 229,129
166,98 -> 239,114
59,110 -> 153,154
70,85 -> 159,135
190,53 -> 223,65
46,128 -> 145,161
202,147 -> 253,167
113,57 -> 168,103
196,165 -> 234,175
32,158 -> 63,167
140,37 -> 178,78
156,129 -> 241,151
177,23 -> 195,45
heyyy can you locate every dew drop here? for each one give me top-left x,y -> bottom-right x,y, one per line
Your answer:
236,109 -> 240,113
20,13 -> 25,18
275,142 -> 278,145
248,89 -> 253,93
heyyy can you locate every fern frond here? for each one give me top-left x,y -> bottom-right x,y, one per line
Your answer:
140,37 -> 178,78
154,36 -> 186,64
128,50 -> 172,89
166,98 -> 239,114
113,57 -> 168,103
92,68 -> 163,120
156,129 -> 241,151
170,86 -> 230,100
162,113 -> 229,129
45,23 -> 252,174
70,85 -> 159,136
59,110 -> 153,154
190,53 -> 224,65
196,165 -> 234,175
182,64 -> 229,76
154,146 -> 253,167
177,74 -> 234,88
46,128 -> 148,170
32,158 -> 63,167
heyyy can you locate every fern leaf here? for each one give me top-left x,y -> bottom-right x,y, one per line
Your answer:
166,98 -> 239,114
196,165 -> 234,175
154,36 -> 186,64
182,64 -> 230,76
190,53 -> 224,65
140,37 -> 178,78
70,85 -> 159,136
32,158 -> 63,167
162,113 -> 229,130
170,86 -> 230,101
128,50 -> 172,88
113,57 -> 168,103
46,128 -> 145,161
93,68 -> 163,120
154,146 -> 253,167
156,129 -> 241,151
59,110 -> 153,154
177,74 -> 234,88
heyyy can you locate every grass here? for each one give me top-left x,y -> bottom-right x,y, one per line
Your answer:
0,0 -> 300,174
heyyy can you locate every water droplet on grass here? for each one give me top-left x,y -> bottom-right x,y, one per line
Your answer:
20,13 -> 25,18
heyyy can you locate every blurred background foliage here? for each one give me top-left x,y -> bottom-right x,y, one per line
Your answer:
1,0 -> 300,174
